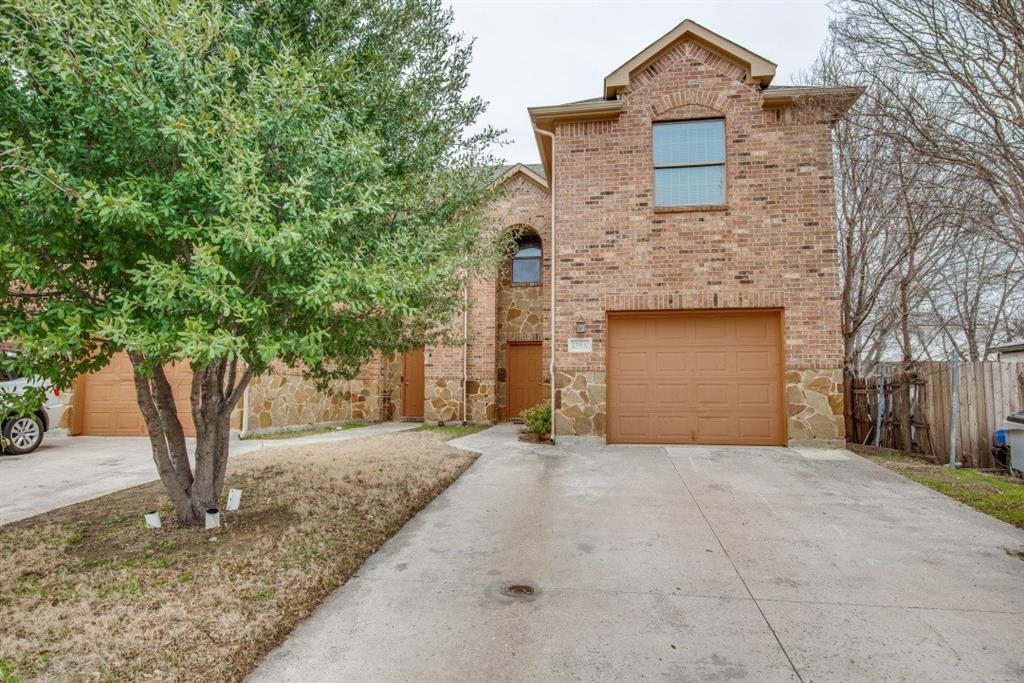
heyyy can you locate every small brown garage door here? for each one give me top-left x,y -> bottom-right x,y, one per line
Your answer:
607,310 -> 784,445
75,353 -> 196,436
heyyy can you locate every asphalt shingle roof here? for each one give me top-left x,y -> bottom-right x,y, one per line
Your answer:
492,163 -> 545,181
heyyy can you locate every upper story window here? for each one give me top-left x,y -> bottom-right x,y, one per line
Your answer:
653,119 -> 726,207
511,234 -> 542,285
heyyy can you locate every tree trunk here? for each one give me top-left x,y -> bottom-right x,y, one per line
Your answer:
898,274 -> 913,364
129,354 -> 250,526
129,353 -> 195,524
842,331 -> 859,445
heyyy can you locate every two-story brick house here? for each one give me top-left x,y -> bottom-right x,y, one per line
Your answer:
417,19 -> 860,446
64,20 -> 857,447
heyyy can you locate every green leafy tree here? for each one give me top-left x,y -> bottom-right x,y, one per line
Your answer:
0,0 -> 504,525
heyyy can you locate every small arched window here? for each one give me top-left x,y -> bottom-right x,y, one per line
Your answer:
511,234 -> 542,285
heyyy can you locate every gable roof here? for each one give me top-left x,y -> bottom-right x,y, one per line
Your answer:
525,19 -> 861,179
493,163 -> 548,190
603,19 -> 777,99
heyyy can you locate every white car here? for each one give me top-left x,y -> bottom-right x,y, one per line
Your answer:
1,351 -> 65,454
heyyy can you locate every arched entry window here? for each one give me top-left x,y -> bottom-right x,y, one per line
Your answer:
511,234 -> 542,285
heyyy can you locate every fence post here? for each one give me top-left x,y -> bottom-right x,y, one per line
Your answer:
875,368 -> 885,447
948,355 -> 958,468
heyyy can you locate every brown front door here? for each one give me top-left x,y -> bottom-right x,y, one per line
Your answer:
508,342 -> 543,418
607,310 -> 785,445
402,348 -> 425,418
75,352 -> 196,436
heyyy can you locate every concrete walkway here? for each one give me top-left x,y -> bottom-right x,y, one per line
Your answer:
251,424 -> 1024,682
0,422 -> 416,524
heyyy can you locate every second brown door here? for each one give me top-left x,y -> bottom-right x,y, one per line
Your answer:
508,342 -> 543,418
402,348 -> 425,418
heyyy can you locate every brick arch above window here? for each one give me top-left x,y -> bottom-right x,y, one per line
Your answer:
652,103 -> 726,123
503,223 -> 543,245
650,91 -> 730,119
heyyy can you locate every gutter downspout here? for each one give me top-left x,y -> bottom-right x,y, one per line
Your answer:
240,381 -> 250,437
532,125 -> 556,444
463,282 -> 469,425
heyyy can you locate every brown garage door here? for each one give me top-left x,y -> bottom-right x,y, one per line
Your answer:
607,310 -> 784,445
75,353 -> 196,436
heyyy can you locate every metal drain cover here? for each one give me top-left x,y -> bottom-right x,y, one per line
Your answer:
487,579 -> 541,602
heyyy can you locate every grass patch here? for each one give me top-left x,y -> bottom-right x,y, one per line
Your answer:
0,431 -> 478,682
240,422 -> 364,440
415,422 -> 490,439
851,444 -> 1024,528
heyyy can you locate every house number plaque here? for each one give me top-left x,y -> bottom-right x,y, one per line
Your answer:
567,338 -> 592,353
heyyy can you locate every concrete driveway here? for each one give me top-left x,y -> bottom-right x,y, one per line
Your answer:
0,422 -> 415,525
251,424 -> 1024,682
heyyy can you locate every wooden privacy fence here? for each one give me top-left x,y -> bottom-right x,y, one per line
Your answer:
920,361 -> 1024,468
849,361 -> 1024,468
850,369 -> 930,455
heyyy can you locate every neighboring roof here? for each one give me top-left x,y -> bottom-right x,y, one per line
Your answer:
493,163 -> 548,190
604,19 -> 777,99
991,339 -> 1024,353
492,163 -> 545,180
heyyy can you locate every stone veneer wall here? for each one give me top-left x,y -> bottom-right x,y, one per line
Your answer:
244,356 -> 391,433
57,389 -> 74,429
424,378 -> 461,423
553,371 -> 606,438
491,172 -> 552,421
495,277 -> 546,420
422,377 -> 498,423
465,380 -> 496,421
246,373 -> 348,430
786,369 -> 845,444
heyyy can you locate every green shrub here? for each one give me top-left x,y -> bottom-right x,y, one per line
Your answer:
520,402 -> 551,439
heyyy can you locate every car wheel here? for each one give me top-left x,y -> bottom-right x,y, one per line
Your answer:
2,415 -> 44,454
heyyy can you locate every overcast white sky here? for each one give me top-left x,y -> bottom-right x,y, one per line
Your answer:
447,0 -> 835,164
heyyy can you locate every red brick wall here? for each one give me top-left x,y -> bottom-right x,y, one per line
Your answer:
490,174 -> 551,418
550,39 -> 843,440
423,275 -> 497,422
424,171 -> 552,421
553,41 -> 841,373
423,38 -> 845,441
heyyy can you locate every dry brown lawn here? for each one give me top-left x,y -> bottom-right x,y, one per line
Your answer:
0,431 -> 478,682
